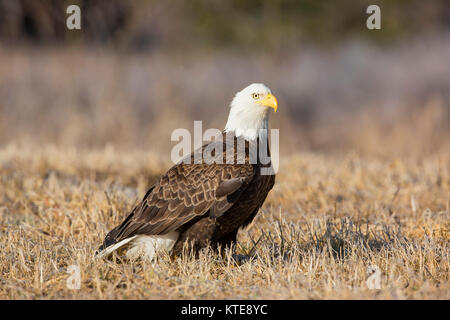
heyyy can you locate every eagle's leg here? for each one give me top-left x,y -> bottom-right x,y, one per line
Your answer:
215,230 -> 238,249
213,230 -> 251,265
171,217 -> 217,257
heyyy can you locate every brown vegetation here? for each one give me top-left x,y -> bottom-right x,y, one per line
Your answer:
0,141 -> 448,299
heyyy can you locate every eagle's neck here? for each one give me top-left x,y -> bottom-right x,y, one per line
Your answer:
221,129 -> 271,166
224,110 -> 269,141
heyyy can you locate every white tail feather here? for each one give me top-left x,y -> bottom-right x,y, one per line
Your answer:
95,235 -> 137,259
126,232 -> 179,261
96,232 -> 179,261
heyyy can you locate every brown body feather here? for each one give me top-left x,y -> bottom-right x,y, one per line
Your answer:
98,132 -> 275,256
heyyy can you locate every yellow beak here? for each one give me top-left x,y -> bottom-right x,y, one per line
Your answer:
256,93 -> 278,112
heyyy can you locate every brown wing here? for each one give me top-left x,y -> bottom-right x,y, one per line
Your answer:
99,141 -> 255,251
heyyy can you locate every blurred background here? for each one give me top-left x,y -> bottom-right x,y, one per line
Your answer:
0,0 -> 449,157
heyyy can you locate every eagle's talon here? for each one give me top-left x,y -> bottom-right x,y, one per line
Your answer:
232,254 -> 253,265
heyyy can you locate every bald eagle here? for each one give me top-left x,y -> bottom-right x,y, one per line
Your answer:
96,83 -> 278,261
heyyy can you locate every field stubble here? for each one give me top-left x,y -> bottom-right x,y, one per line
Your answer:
0,144 -> 448,299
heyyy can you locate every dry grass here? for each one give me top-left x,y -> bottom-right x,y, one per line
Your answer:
0,144 -> 448,299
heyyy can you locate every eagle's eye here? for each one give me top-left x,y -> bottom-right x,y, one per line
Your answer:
251,93 -> 260,100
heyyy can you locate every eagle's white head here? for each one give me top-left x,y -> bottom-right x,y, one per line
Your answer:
224,83 -> 278,141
